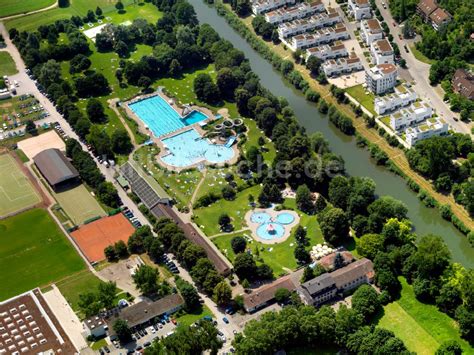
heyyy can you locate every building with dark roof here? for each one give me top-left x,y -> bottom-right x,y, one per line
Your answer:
452,69 -> 474,100
417,0 -> 451,31
33,148 -> 79,188
417,0 -> 438,21
297,258 -> 374,306
243,276 -> 296,313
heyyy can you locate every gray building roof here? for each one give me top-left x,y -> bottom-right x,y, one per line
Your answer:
33,148 -> 79,186
299,273 -> 335,297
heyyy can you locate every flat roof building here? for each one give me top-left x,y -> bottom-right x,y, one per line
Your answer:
348,0 -> 372,21
33,148 -> 79,188
243,276 -> 296,313
365,63 -> 398,94
370,39 -> 394,65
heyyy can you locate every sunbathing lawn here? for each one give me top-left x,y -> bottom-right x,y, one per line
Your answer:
0,52 -> 18,76
0,0 -> 55,18
345,84 -> 376,116
379,277 -> 472,354
193,185 -> 262,236
241,119 -> 276,163
212,198 -> 323,276
194,166 -> 247,202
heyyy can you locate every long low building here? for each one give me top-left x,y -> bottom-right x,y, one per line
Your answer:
265,1 -> 325,24
252,0 -> 296,15
405,117 -> 449,147
33,148 -> 79,189
306,41 -> 347,61
322,54 -> 363,77
277,9 -> 341,38
389,100 -> 433,131
298,258 -> 374,306
285,23 -> 349,51
243,276 -> 296,313
374,84 -> 417,115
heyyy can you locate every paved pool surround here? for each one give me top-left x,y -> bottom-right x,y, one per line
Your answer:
245,207 -> 300,244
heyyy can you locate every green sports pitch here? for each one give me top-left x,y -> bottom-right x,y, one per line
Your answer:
0,208 -> 86,301
0,154 -> 41,217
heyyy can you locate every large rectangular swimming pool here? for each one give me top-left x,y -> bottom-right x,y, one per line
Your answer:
128,95 -> 208,137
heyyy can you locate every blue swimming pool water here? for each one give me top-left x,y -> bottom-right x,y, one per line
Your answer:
129,95 -> 208,137
250,212 -> 271,224
257,222 -> 285,240
276,212 -> 295,225
161,129 -> 234,167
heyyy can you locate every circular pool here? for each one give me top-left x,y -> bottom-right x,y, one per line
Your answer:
250,212 -> 271,224
276,212 -> 295,225
256,222 -> 285,240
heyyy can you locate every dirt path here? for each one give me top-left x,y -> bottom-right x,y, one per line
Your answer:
0,1 -> 58,21
209,228 -> 251,239
108,98 -> 138,146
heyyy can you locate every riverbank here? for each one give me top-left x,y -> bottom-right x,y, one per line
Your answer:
211,1 -> 473,236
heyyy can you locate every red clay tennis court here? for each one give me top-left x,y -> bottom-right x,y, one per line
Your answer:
71,214 -> 135,263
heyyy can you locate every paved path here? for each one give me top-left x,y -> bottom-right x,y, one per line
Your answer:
374,0 -> 472,136
0,1 -> 58,21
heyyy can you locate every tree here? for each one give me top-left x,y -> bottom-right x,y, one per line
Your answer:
221,185 -> 236,200
95,6 -> 103,17
218,213 -> 231,230
114,240 -> 128,258
58,0 -> 69,7
435,340 -> 463,355
113,319 -> 132,343
335,305 -> 364,345
410,234 -> 451,279
70,54 -> 91,74
306,56 -> 322,75
212,281 -> 232,305
455,305 -> 473,342
231,236 -> 247,254
318,207 -> 349,245
234,253 -> 257,281
77,292 -> 102,317
97,181 -> 120,208
351,285 -> 380,322
115,1 -> 124,11
104,245 -> 117,261
132,265 -> 159,296
301,266 -> 315,283
436,283 -> 462,316
356,233 -> 385,260
328,175 -> 351,210
86,98 -> 106,123
111,129 -> 133,154
182,244 -> 206,269
25,120 -> 38,136
216,68 -> 239,100
98,281 -> 118,310
294,225 -> 308,245
39,60 -> 62,88
194,73 -> 220,104
367,196 -> 408,233
274,288 -> 291,303
294,244 -> 311,265
169,59 -> 182,77
296,185 -> 314,214
175,277 -> 200,311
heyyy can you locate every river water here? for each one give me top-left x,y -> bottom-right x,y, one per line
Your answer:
190,0 -> 473,267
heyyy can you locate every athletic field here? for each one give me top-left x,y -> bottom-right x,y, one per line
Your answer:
0,154 -> 41,217
0,0 -> 55,18
0,209 -> 86,301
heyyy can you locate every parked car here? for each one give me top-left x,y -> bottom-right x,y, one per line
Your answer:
223,317 -> 229,324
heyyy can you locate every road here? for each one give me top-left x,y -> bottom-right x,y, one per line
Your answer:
374,0 -> 472,136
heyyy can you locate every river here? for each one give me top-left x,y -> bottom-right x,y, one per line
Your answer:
190,0 -> 474,268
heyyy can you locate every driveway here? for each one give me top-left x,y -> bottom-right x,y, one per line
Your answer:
373,0 -> 472,136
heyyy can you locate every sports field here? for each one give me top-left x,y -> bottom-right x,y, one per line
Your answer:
0,0 -> 55,18
0,208 -> 86,301
55,184 -> 106,225
0,153 -> 41,217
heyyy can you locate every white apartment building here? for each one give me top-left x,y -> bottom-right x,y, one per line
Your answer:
370,39 -> 394,65
389,101 -> 433,131
374,85 -> 417,115
405,118 -> 449,147
265,1 -> 325,24
360,19 -> 383,45
323,54 -> 363,77
306,40 -> 347,60
277,9 -> 341,38
285,23 -> 349,51
252,0 -> 296,15
365,63 -> 398,94
348,0 -> 372,20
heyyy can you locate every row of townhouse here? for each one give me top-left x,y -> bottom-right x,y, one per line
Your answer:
348,0 -> 372,20
277,8 -> 341,38
322,53 -> 363,77
374,84 -> 417,115
405,118 -> 449,147
417,0 -> 451,31
265,1 -> 325,24
306,40 -> 347,61
360,18 -> 383,46
284,23 -> 349,51
389,100 -> 433,131
251,0 -> 295,15
365,63 -> 398,94
370,38 -> 394,65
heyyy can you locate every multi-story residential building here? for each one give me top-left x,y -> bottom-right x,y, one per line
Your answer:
322,54 -> 363,77
452,69 -> 474,100
306,40 -> 347,61
389,101 -> 433,131
360,19 -> 383,46
365,63 -> 398,94
252,0 -> 296,15
348,0 -> 372,21
277,8 -> 341,38
285,23 -> 349,51
265,1 -> 325,24
417,0 -> 451,31
405,118 -> 449,147
298,258 -> 374,306
374,84 -> 417,115
417,0 -> 438,21
370,39 -> 394,65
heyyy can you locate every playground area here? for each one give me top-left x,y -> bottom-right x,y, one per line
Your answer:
70,214 -> 135,263
0,153 -> 42,217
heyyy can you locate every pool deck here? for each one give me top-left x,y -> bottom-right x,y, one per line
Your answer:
244,207 -> 300,244
122,89 -> 240,172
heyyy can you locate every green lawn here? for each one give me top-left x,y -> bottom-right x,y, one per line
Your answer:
176,305 -> 214,327
194,166 -> 246,202
409,45 -> 435,65
211,198 -> 323,276
0,208 -> 86,300
345,84 -> 376,116
241,119 -> 276,163
0,52 -> 18,76
193,185 -> 262,236
0,0 -> 55,18
378,277 -> 472,354
0,153 -> 42,217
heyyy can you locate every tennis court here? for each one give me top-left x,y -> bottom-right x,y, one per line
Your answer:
71,214 -> 135,263
0,154 -> 42,217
